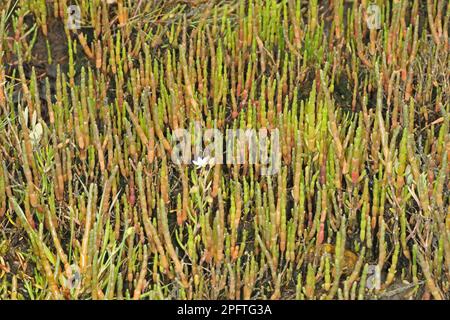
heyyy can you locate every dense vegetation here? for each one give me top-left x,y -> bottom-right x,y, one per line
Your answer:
0,0 -> 449,300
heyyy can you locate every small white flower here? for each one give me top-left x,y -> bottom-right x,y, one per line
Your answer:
192,156 -> 215,169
